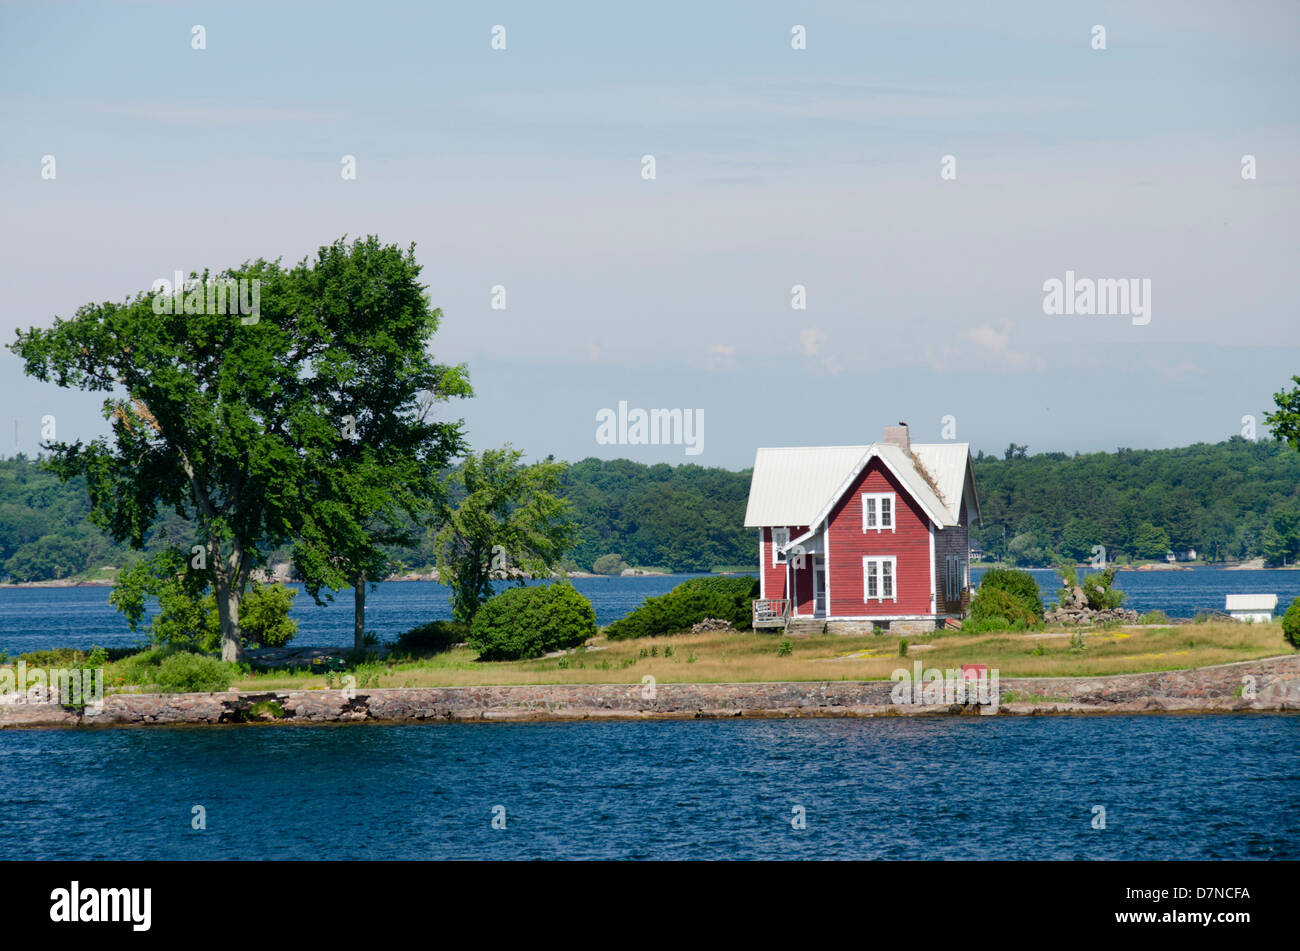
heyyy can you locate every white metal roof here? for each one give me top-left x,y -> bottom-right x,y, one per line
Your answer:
743,445 -> 866,527
743,442 -> 973,529
1225,594 -> 1278,611
911,443 -> 977,522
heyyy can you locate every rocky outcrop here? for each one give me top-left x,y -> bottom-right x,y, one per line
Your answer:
690,618 -> 734,633
2,655 -> 1298,727
1044,584 -> 1139,625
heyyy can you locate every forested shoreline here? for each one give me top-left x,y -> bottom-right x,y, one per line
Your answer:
1,436 -> 1297,583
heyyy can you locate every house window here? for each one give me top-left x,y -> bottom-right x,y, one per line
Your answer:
863,556 -> 898,602
862,493 -> 895,532
771,527 -> 790,567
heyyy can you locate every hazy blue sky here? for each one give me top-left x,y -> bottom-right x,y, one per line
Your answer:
2,1 -> 1297,468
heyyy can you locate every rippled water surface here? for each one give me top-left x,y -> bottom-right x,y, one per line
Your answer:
1,716 -> 1295,860
2,568 -> 1297,654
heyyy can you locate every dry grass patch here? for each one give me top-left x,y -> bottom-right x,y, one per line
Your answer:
230,620 -> 1294,691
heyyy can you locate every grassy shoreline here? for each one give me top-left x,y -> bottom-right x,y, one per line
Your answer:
232,620 -> 1290,690
4,622 -> 1292,695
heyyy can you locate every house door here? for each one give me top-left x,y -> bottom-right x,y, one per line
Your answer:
813,557 -> 826,618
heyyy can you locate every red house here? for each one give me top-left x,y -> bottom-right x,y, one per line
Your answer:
744,423 -> 981,633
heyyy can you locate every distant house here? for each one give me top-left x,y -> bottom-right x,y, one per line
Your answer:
744,422 -> 981,634
1225,594 -> 1277,623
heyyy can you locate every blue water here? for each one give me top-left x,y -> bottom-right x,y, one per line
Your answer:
970,566 -> 1300,621
0,574 -> 722,654
1,567 -> 1297,654
0,716 -> 1294,860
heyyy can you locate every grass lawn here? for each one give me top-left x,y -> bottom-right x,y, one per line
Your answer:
231,620 -> 1295,691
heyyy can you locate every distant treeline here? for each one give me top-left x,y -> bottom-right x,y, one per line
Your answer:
972,437 -> 1300,565
1,437 -> 1298,581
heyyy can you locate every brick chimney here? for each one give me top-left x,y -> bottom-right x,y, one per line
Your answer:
883,421 -> 911,455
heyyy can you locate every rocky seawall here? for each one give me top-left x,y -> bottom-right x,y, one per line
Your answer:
3,655 -> 1298,728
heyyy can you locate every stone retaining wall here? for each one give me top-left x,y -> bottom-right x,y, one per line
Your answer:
3,655 -> 1299,728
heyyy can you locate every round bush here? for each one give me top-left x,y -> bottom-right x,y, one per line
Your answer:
392,620 -> 470,655
1283,597 -> 1300,649
605,575 -> 759,640
592,553 -> 628,575
975,568 -> 1044,619
469,582 -> 597,661
152,652 -> 237,693
967,586 -> 1039,632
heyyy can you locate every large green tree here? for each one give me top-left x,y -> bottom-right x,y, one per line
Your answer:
433,447 -> 574,622
285,238 -> 470,651
11,257 -> 312,660
10,237 -> 467,660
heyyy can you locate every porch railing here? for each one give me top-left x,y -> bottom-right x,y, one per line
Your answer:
752,598 -> 791,629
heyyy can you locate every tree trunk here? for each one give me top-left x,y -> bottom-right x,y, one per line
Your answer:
353,573 -> 366,653
212,541 -> 246,664
214,575 -> 245,663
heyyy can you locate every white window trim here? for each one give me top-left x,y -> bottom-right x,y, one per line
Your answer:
771,527 -> 790,567
862,555 -> 899,603
861,492 -> 896,533
928,522 -> 936,614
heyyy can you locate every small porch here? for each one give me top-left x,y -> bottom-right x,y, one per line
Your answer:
752,597 -> 791,629
772,529 -> 827,621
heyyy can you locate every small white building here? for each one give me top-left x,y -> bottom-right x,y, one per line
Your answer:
1225,594 -> 1278,623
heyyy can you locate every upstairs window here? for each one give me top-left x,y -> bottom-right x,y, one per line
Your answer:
771,527 -> 790,567
863,556 -> 897,602
862,492 -> 895,532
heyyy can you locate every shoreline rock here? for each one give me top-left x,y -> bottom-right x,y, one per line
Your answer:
3,655 -> 1297,728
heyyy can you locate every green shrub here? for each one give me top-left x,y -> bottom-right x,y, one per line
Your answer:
392,620 -> 469,655
108,646 -> 176,688
238,583 -> 299,648
977,568 -> 1044,618
17,647 -> 91,667
109,550 -> 296,651
592,553 -> 628,575
1283,597 -> 1300,649
106,646 -> 235,692
151,652 -> 236,693
967,586 -> 1040,632
605,576 -> 759,640
1082,568 -> 1125,610
1056,562 -> 1126,611
468,582 -> 597,661
247,699 -> 286,719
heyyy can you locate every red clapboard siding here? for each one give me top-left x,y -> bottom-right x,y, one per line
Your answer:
826,460 -> 932,616
761,526 -> 808,603
792,555 -> 814,616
